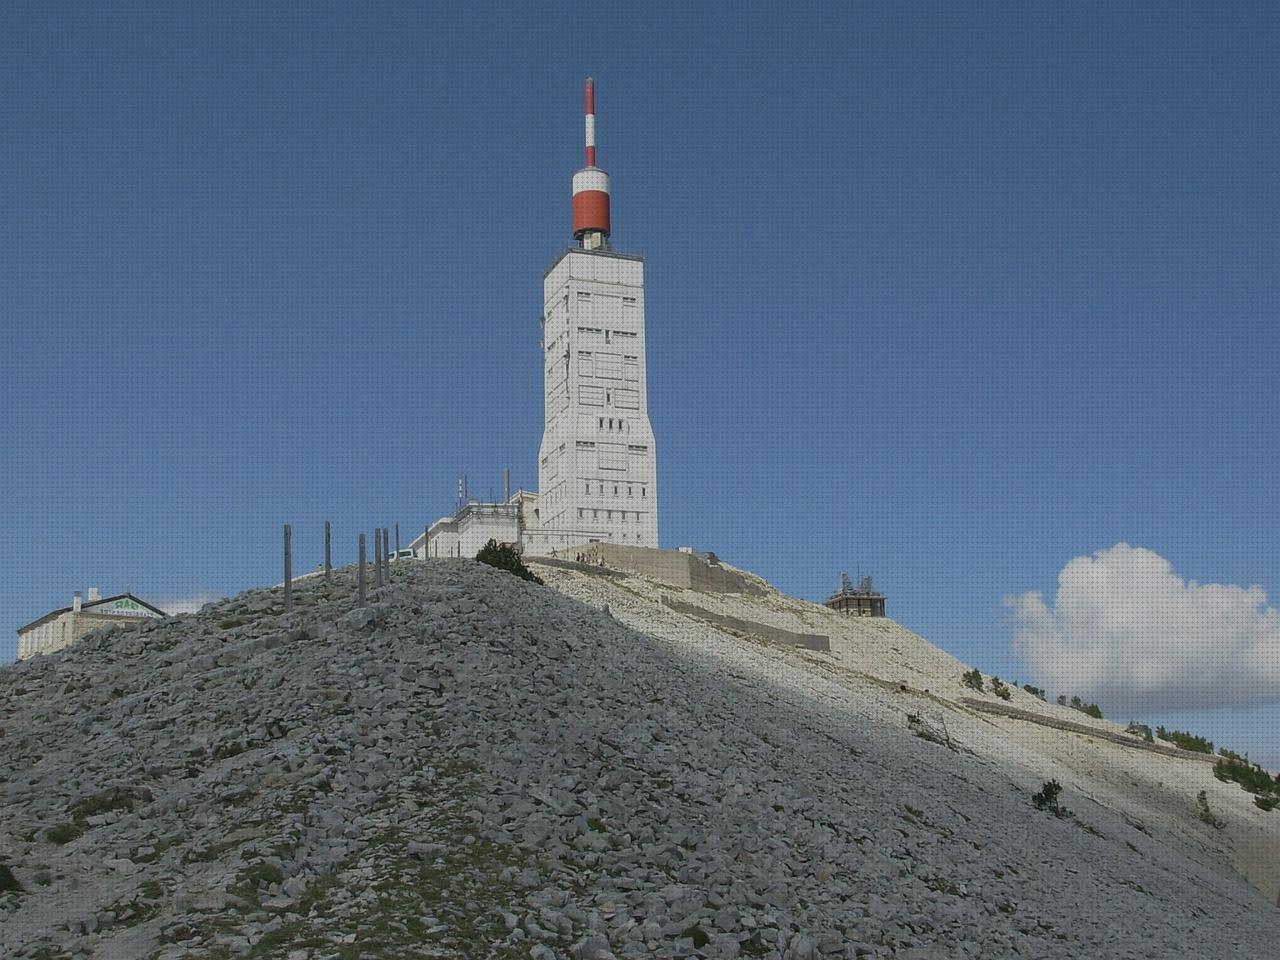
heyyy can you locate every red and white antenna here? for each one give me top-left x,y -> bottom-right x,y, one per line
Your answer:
572,77 -> 611,247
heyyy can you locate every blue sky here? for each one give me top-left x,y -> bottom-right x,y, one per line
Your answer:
2,3 -> 1277,765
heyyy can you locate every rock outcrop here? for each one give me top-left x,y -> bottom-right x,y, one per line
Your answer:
1,559 -> 1277,959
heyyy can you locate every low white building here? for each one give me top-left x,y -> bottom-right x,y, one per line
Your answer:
16,589 -> 167,660
412,491 -> 538,560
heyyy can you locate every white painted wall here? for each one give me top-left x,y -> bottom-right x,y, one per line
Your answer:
419,505 -> 521,560
530,248 -> 658,556
17,602 -> 164,660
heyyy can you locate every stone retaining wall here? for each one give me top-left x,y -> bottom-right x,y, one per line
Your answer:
661,596 -> 830,652
960,698 -> 1218,763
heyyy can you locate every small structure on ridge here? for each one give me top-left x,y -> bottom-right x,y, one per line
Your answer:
824,572 -> 887,618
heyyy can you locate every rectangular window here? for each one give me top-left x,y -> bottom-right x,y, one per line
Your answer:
598,445 -> 626,472
580,384 -> 605,406
594,352 -> 622,380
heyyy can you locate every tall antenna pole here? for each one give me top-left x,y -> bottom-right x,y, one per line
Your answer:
584,77 -> 596,168
573,77 -> 611,247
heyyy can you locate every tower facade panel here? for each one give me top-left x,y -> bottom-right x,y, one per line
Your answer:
529,248 -> 658,555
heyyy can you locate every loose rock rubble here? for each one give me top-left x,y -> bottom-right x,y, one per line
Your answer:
1,560 -> 1277,959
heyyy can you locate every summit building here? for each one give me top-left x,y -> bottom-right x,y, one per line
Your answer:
526,78 -> 658,555
417,78 -> 659,559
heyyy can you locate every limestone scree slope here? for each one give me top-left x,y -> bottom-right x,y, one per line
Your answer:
0,558 -> 1277,960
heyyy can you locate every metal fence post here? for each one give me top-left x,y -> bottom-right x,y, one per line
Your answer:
324,520 -> 332,583
283,524 -> 293,614
374,527 -> 383,588
383,528 -> 391,580
395,523 -> 400,557
423,525 -> 429,561
358,533 -> 367,605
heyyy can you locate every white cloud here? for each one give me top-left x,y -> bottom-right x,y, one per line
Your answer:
153,590 -> 225,616
1007,543 -> 1280,712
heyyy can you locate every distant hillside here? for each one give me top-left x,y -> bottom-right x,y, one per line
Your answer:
1,557 -> 1277,959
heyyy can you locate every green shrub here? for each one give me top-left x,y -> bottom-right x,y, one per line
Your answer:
990,677 -> 1012,701
1197,790 -> 1225,829
1126,721 -> 1154,743
475,539 -> 543,585
1156,727 -> 1214,754
1032,780 -> 1068,818
681,926 -> 710,949
1214,754 -> 1280,811
962,669 -> 984,692
1060,695 -> 1103,719
0,862 -> 23,893
1022,684 -> 1046,701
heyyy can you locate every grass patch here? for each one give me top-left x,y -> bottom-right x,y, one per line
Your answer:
47,822 -> 84,845
68,785 -> 151,821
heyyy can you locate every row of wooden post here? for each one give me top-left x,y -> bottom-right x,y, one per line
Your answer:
282,521 -> 431,613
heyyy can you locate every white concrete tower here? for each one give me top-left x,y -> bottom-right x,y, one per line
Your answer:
528,78 -> 658,556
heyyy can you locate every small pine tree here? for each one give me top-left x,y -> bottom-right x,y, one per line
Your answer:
475,539 -> 544,585
1032,780 -> 1068,817
962,668 -> 984,692
1197,790 -> 1225,829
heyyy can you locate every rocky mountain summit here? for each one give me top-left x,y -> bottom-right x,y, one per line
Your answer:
2,558 -> 1278,959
